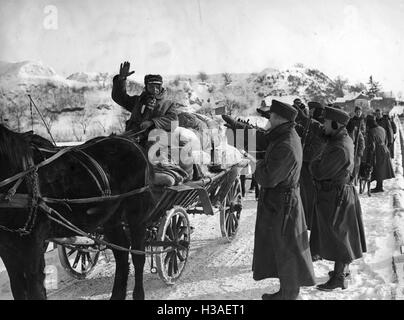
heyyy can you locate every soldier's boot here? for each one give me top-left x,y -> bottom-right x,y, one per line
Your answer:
328,270 -> 351,279
262,290 -> 282,300
371,180 -> 384,193
316,273 -> 348,291
318,261 -> 349,291
281,287 -> 300,300
311,254 -> 322,262
262,288 -> 300,300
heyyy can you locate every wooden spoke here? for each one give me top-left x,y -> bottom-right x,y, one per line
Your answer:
164,251 -> 172,266
168,253 -> 174,277
67,248 -> 76,257
171,215 -> 179,238
167,221 -> 175,240
220,178 -> 242,242
156,207 -> 190,285
81,252 -> 86,272
176,249 -> 186,262
173,253 -> 178,275
86,252 -> 93,266
177,226 -> 187,239
57,238 -> 101,280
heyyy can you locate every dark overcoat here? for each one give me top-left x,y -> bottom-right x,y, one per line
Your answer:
376,117 -> 393,147
252,122 -> 315,287
112,75 -> 178,133
299,119 -> 326,230
309,128 -> 367,263
348,127 -> 365,180
366,126 -> 395,182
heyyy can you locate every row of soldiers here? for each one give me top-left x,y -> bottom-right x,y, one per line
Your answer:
251,98 -> 396,300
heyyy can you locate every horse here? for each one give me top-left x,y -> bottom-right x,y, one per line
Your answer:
0,123 -> 156,300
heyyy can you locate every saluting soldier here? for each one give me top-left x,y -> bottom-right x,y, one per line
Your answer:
252,100 -> 315,300
310,106 -> 367,291
111,61 -> 179,136
295,102 -> 327,231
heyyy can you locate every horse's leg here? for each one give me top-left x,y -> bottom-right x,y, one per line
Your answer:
24,247 -> 47,300
129,222 -> 147,300
23,220 -> 50,300
1,253 -> 27,300
105,225 -> 130,300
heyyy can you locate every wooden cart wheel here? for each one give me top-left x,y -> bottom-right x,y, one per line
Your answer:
220,177 -> 242,242
57,243 -> 100,280
155,206 -> 191,285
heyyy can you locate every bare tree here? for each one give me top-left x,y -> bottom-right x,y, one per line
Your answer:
71,107 -> 96,141
42,107 -> 59,135
116,109 -> 131,133
95,72 -> 109,88
331,76 -> 349,97
95,118 -> 109,134
197,71 -> 209,83
222,73 -> 232,86
6,100 -> 27,132
348,82 -> 367,94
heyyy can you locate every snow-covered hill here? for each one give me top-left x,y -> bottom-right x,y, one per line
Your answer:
252,65 -> 336,105
0,60 -> 365,141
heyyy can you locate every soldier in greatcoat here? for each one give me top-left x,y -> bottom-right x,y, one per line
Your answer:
346,118 -> 365,185
310,107 -> 367,291
252,100 -> 315,300
375,109 -> 393,157
365,115 -> 395,192
295,102 -> 327,231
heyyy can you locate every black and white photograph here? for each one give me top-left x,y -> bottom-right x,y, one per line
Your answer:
0,0 -> 403,303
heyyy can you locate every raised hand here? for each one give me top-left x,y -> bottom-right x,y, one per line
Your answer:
119,61 -> 135,80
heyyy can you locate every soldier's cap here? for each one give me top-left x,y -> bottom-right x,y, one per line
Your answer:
324,106 -> 350,125
144,74 -> 163,85
269,99 -> 297,121
308,101 -> 324,110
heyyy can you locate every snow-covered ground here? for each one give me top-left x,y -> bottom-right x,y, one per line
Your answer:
1,125 -> 404,300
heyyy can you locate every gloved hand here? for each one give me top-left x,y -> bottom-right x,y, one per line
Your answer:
140,120 -> 154,130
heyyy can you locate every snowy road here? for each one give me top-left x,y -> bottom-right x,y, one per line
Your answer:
1,128 -> 404,300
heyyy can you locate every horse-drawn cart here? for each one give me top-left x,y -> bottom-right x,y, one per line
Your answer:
53,161 -> 244,283
0,126 -> 248,297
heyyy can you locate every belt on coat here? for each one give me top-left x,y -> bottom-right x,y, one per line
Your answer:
263,184 -> 299,236
314,179 -> 352,192
263,183 -> 300,193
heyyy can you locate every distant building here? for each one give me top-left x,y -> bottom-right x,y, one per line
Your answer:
334,92 -> 396,115
369,92 -> 397,113
334,92 -> 370,114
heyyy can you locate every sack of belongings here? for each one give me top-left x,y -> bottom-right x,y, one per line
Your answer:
213,142 -> 244,169
171,126 -> 202,178
178,112 -> 215,150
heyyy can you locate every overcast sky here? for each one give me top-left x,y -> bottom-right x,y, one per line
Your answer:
1,0 -> 403,92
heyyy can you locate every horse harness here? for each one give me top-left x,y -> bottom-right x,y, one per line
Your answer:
0,134 -> 151,238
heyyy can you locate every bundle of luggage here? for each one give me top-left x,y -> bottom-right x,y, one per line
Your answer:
151,111 -> 247,187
